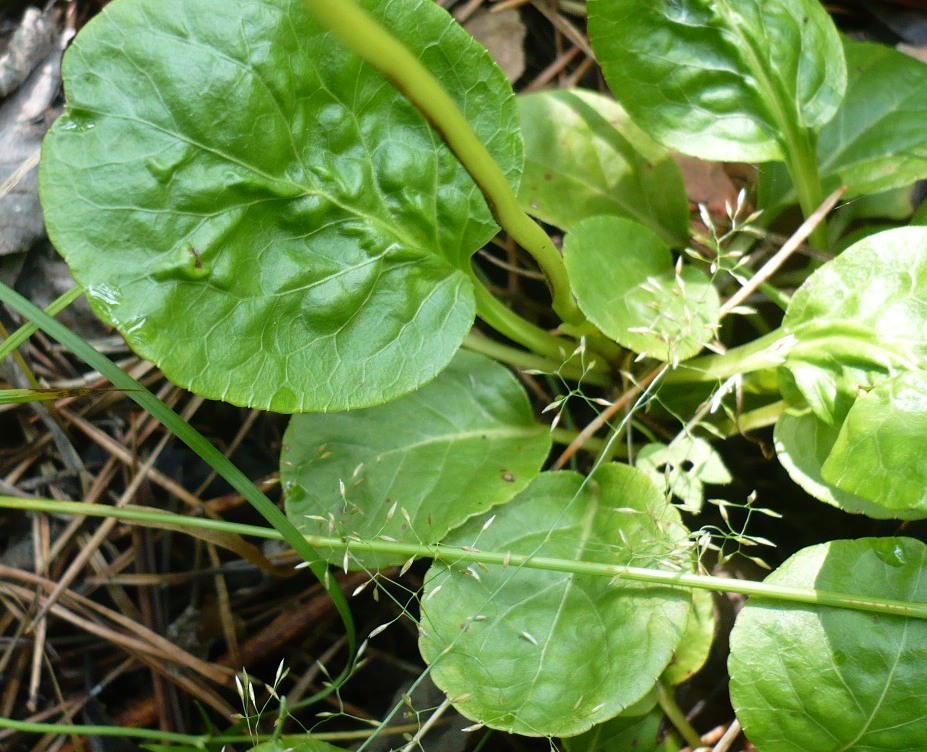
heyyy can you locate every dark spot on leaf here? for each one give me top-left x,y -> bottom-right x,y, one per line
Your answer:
543,172 -> 553,181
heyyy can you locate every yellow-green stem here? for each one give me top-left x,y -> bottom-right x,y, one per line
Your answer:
5,497 -> 927,622
301,0 -> 583,324
657,681 -> 703,749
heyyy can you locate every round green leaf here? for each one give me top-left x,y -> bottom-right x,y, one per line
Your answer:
776,227 -> 927,515
730,537 -> 927,751
40,0 -> 521,412
587,0 -> 846,162
517,88 -> 689,245
282,350 -> 551,568
418,465 -> 691,737
774,411 -> 924,520
778,320 -> 909,427
784,227 -> 927,365
823,372 -> 927,512
762,40 -> 927,211
563,216 -> 719,363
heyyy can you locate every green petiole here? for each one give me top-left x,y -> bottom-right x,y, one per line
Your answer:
300,0 -> 584,326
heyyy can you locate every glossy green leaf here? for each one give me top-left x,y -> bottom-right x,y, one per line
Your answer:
730,537 -> 927,751
282,350 -> 551,568
776,227 -> 927,514
761,40 -> 927,211
40,0 -> 521,412
587,0 -> 846,162
774,411 -> 923,520
563,216 -> 719,363
823,372 -> 927,512
778,320 -> 912,427
781,225 -> 927,422
418,465 -> 691,737
838,186 -> 922,224
517,88 -> 689,245
637,435 -> 732,513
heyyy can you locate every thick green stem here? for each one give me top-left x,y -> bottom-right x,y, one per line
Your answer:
471,278 -> 577,362
663,328 -> 791,385
783,130 -> 827,248
716,2 -> 827,247
657,681 -> 703,749
308,536 -> 927,619
714,400 -> 785,435
0,719 -> 414,748
301,0 -> 583,324
463,332 -> 610,386
0,719 -> 208,748
6,498 -> 927,622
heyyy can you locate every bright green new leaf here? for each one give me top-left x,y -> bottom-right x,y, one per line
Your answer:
517,88 -> 689,245
563,216 -> 719,363
282,350 -> 550,568
637,435 -> 732,513
837,186 -> 923,224
823,372 -> 927,512
761,40 -> 927,211
418,465 -> 691,737
40,0 -> 521,412
774,412 -> 924,520
778,320 -> 913,427
781,227 -> 927,417
776,227 -> 927,514
730,537 -> 927,751
587,0 -> 846,162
